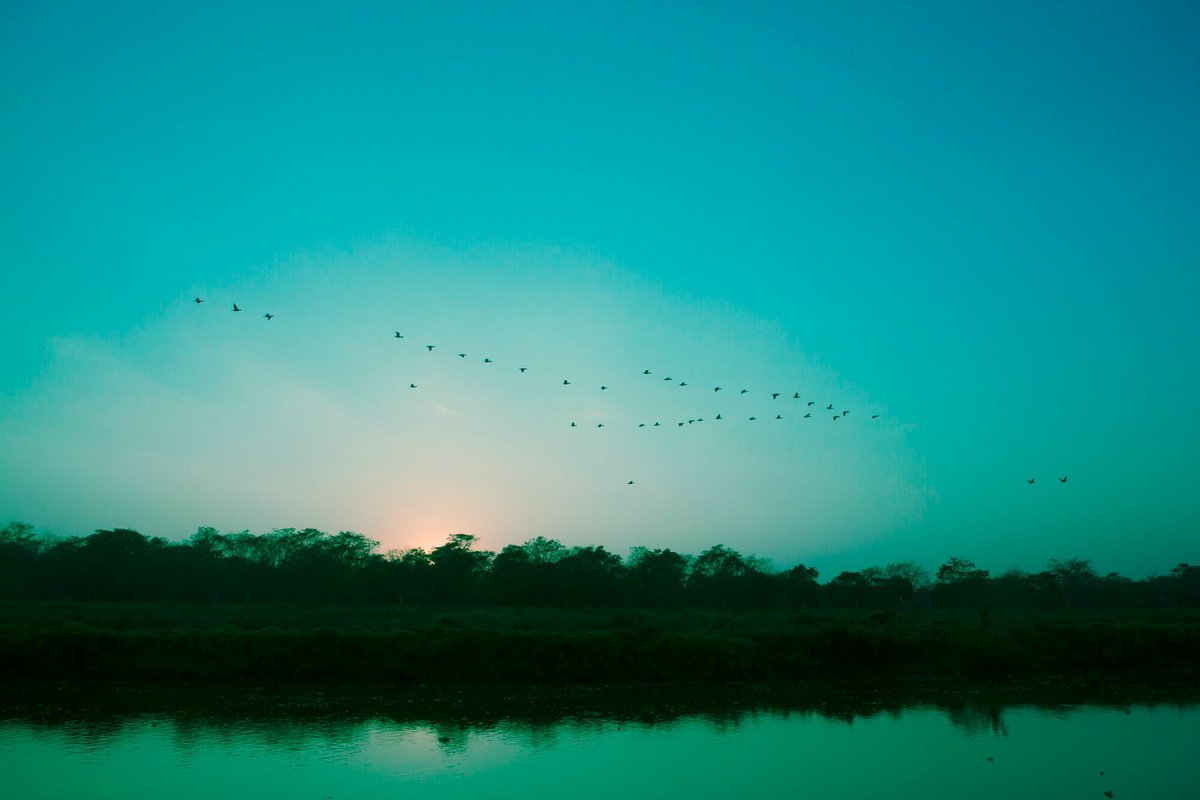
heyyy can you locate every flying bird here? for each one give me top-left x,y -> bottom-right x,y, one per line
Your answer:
409,383 -> 417,389
458,353 -> 467,358
776,414 -> 783,420
1059,476 -> 1068,483
714,386 -> 722,392
570,422 -> 577,427
638,423 -> 646,427
426,345 -> 435,351
1027,478 -> 1036,484
600,385 -> 608,390
627,480 -> 635,485
597,423 -> 604,428
643,369 -> 651,375
519,367 -> 528,372
749,416 -> 757,421
807,401 -> 815,406
772,393 -> 780,399
715,414 -> 723,420
394,332 -> 403,339
679,381 -> 688,387
871,414 -> 880,419
232,303 -> 241,312
804,413 -> 811,418
663,377 -> 673,381
826,403 -> 833,410
263,313 -> 273,320
563,379 -> 571,385
193,297 -> 203,304
652,422 -> 660,427
740,389 -> 749,394
793,393 -> 800,399
482,358 -> 492,363
842,410 -> 849,416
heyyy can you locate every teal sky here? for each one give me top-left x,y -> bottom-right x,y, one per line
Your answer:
2,1 -> 1198,577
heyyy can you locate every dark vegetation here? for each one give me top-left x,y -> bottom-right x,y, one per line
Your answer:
1,522 -> 1198,685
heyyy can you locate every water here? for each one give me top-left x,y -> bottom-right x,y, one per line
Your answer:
2,689 -> 1197,799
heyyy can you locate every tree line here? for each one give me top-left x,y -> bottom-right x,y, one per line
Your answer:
1,522 -> 1197,610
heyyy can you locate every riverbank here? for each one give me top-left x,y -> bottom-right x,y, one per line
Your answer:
2,602 -> 1199,686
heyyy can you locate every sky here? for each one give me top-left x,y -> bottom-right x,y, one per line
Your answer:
2,1 -> 1198,578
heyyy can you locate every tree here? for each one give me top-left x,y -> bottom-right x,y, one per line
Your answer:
934,557 -> 990,608
1047,557 -> 1097,608
627,547 -> 689,607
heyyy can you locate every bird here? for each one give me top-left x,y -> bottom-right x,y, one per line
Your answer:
842,410 -> 849,416
232,303 -> 241,312
409,383 -> 417,389
749,416 -> 757,421
1059,476 -> 1068,483
1104,792 -> 1114,799
793,393 -> 800,399
714,386 -> 722,392
678,422 -> 684,427
679,381 -> 688,387
807,401 -> 815,406
482,357 -> 492,363
652,422 -> 660,427
563,379 -> 571,385
570,422 -> 577,427
804,413 -> 811,418
597,423 -> 604,428
663,376 -> 673,381
458,353 -> 467,358
394,332 -> 404,339
426,345 -> 435,351
263,313 -> 274,320
627,480 -> 635,485
1027,478 -> 1036,484
638,423 -> 646,427
600,385 -> 608,390
871,414 -> 880,419
688,419 -> 695,424
833,416 -> 839,421
826,403 -> 833,410
643,369 -> 651,375
775,414 -> 783,420
740,389 -> 749,394
987,756 -> 994,762
715,414 -> 723,420
772,393 -> 780,400
193,297 -> 203,304
518,367 -> 527,372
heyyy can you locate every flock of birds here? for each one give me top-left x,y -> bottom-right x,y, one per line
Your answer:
192,295 -> 1066,487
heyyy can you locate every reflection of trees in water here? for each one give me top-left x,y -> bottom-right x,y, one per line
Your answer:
5,684 -> 1197,752
941,702 -> 1009,736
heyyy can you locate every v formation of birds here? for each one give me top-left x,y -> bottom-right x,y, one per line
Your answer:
192,296 -> 1065,487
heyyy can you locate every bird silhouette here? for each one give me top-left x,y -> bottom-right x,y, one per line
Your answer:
775,414 -> 782,420
627,480 -> 635,485
597,423 -> 604,428
1059,476 -> 1068,483
1104,792 -> 1114,799
826,403 -> 833,410
570,422 -> 577,427
653,422 -> 660,426
394,332 -> 403,339
832,415 -> 839,420
714,386 -> 722,392
749,416 -> 757,421
600,385 -> 608,390
263,313 -> 274,320
482,357 -> 492,363
1027,478 -> 1036,484
664,377 -> 673,381
643,369 -> 651,375
793,392 -> 800,399
426,345 -> 435,351
638,423 -> 646,427
772,393 -> 780,399
563,379 -> 571,385
519,367 -> 528,372
679,381 -> 688,387
678,422 -> 684,427
804,413 -> 811,418
232,303 -> 241,312
193,297 -> 203,304
458,353 -> 467,358
409,383 -> 417,389
715,414 -> 723,420
871,414 -> 880,419
740,389 -> 749,394
842,410 -> 849,416
807,401 -> 815,406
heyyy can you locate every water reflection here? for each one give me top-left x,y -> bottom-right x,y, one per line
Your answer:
1,685 -> 1197,799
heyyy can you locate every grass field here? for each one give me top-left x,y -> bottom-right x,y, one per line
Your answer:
2,602 -> 1198,685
